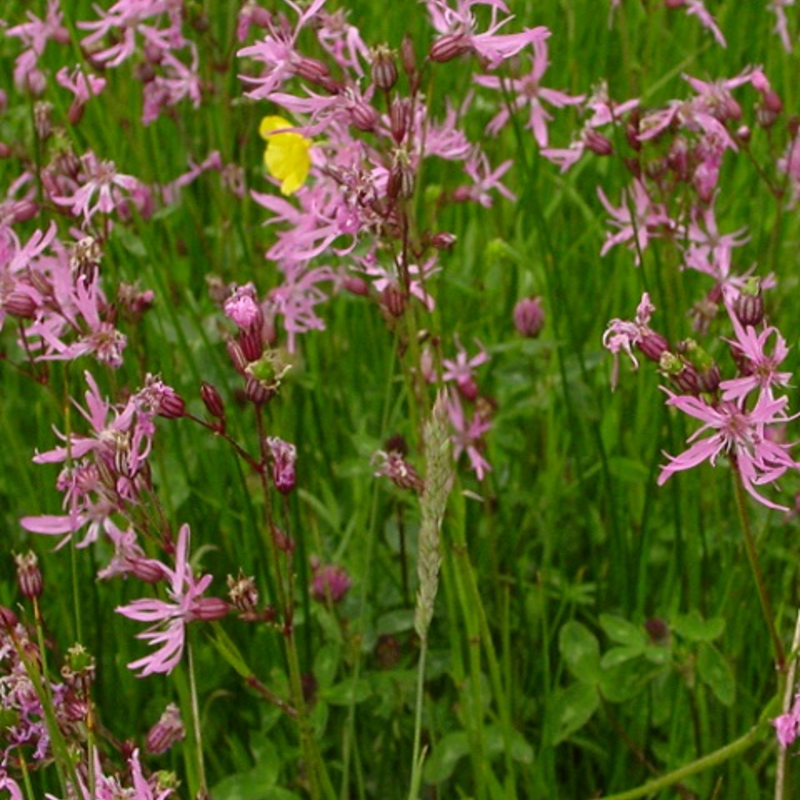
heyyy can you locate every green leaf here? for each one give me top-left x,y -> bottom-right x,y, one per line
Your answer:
599,659 -> 659,703
424,731 -> 470,784
599,614 -> 647,649
600,645 -> 644,669
559,621 -> 600,683
697,643 -> 735,706
550,682 -> 600,744
322,676 -> 372,706
673,611 -> 725,642
313,642 -> 341,690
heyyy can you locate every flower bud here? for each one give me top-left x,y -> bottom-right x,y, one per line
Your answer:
146,704 -> 186,755
266,436 -> 297,494
733,279 -> 764,327
190,597 -> 230,622
3,290 -> 38,319
583,129 -> 613,156
513,296 -> 544,338
227,571 -> 260,616
636,330 -> 670,363
200,382 -> 225,418
429,34 -> 472,63
15,551 -> 43,600
371,45 -> 398,92
156,386 -> 186,420
311,563 -> 351,604
381,284 -> 406,318
429,231 -> 457,250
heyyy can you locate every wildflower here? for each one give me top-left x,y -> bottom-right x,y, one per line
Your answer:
310,561 -> 351,604
774,691 -> 800,747
513,296 -> 545,338
597,179 -> 674,263
446,389 -> 492,479
425,0 -> 549,69
442,337 -> 490,401
266,436 -> 297,493
117,524 -> 229,676
719,312 -> 792,403
474,37 -> 584,145
657,391 -> 799,511
146,703 -> 185,755
259,116 -> 313,195
602,293 -> 669,389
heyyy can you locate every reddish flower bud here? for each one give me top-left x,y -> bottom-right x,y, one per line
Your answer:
226,338 -> 250,374
583,129 -> 613,157
349,98 -> 379,132
342,275 -> 370,296
146,704 -> 185,756
266,436 -> 297,494
400,34 -> 417,85
381,284 -> 406,318
3,291 -> 38,319
200,382 -> 226,418
245,376 -> 274,405
238,326 -> 264,362
190,597 -> 230,621
429,231 -> 457,250
15,552 -> 43,600
513,296 -> 544,338
637,331 -> 670,363
429,33 -> 472,63
371,45 -> 398,92
156,387 -> 186,420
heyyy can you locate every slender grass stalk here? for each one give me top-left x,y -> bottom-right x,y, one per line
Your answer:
731,464 -> 785,672
186,640 -> 208,798
594,723 -> 764,800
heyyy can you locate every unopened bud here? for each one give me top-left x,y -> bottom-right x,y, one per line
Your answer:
400,35 -> 417,86
3,291 -> 38,319
349,99 -> 379,132
381,284 -> 406,318
584,129 -> 613,156
34,102 -> 53,140
191,597 -> 230,621
156,387 -> 186,420
244,376 -> 274,405
637,330 -> 670,363
15,551 -> 43,599
200,382 -> 226,418
266,436 -> 297,494
429,33 -> 472,63
429,231 -> 457,250
513,296 -> 545,338
733,279 -> 764,327
371,45 -> 398,92
146,704 -> 185,755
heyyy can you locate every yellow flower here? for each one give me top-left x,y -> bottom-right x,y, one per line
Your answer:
258,116 -> 312,196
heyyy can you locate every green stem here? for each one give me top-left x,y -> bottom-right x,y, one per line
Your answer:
187,641 -> 208,798
595,724 -> 764,800
731,464 -> 786,671
407,638 -> 428,800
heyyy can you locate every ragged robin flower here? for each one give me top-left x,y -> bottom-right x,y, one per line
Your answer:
259,115 -> 312,196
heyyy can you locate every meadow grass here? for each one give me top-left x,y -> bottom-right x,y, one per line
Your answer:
1,1 -> 800,799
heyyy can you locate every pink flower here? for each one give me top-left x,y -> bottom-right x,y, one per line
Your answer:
474,37 -> 583,145
720,313 -> 792,403
657,391 -> 799,511
51,152 -> 144,222
55,65 -> 106,103
425,0 -> 549,69
117,524 -> 228,676
597,179 -> 674,263
446,389 -> 492,479
774,692 -> 800,748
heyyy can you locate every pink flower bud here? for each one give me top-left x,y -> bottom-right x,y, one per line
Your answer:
513,296 -> 545,338
200,382 -> 226,418
190,597 -> 230,621
146,704 -> 185,755
267,436 -> 297,494
429,34 -> 472,63
15,552 -> 43,600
